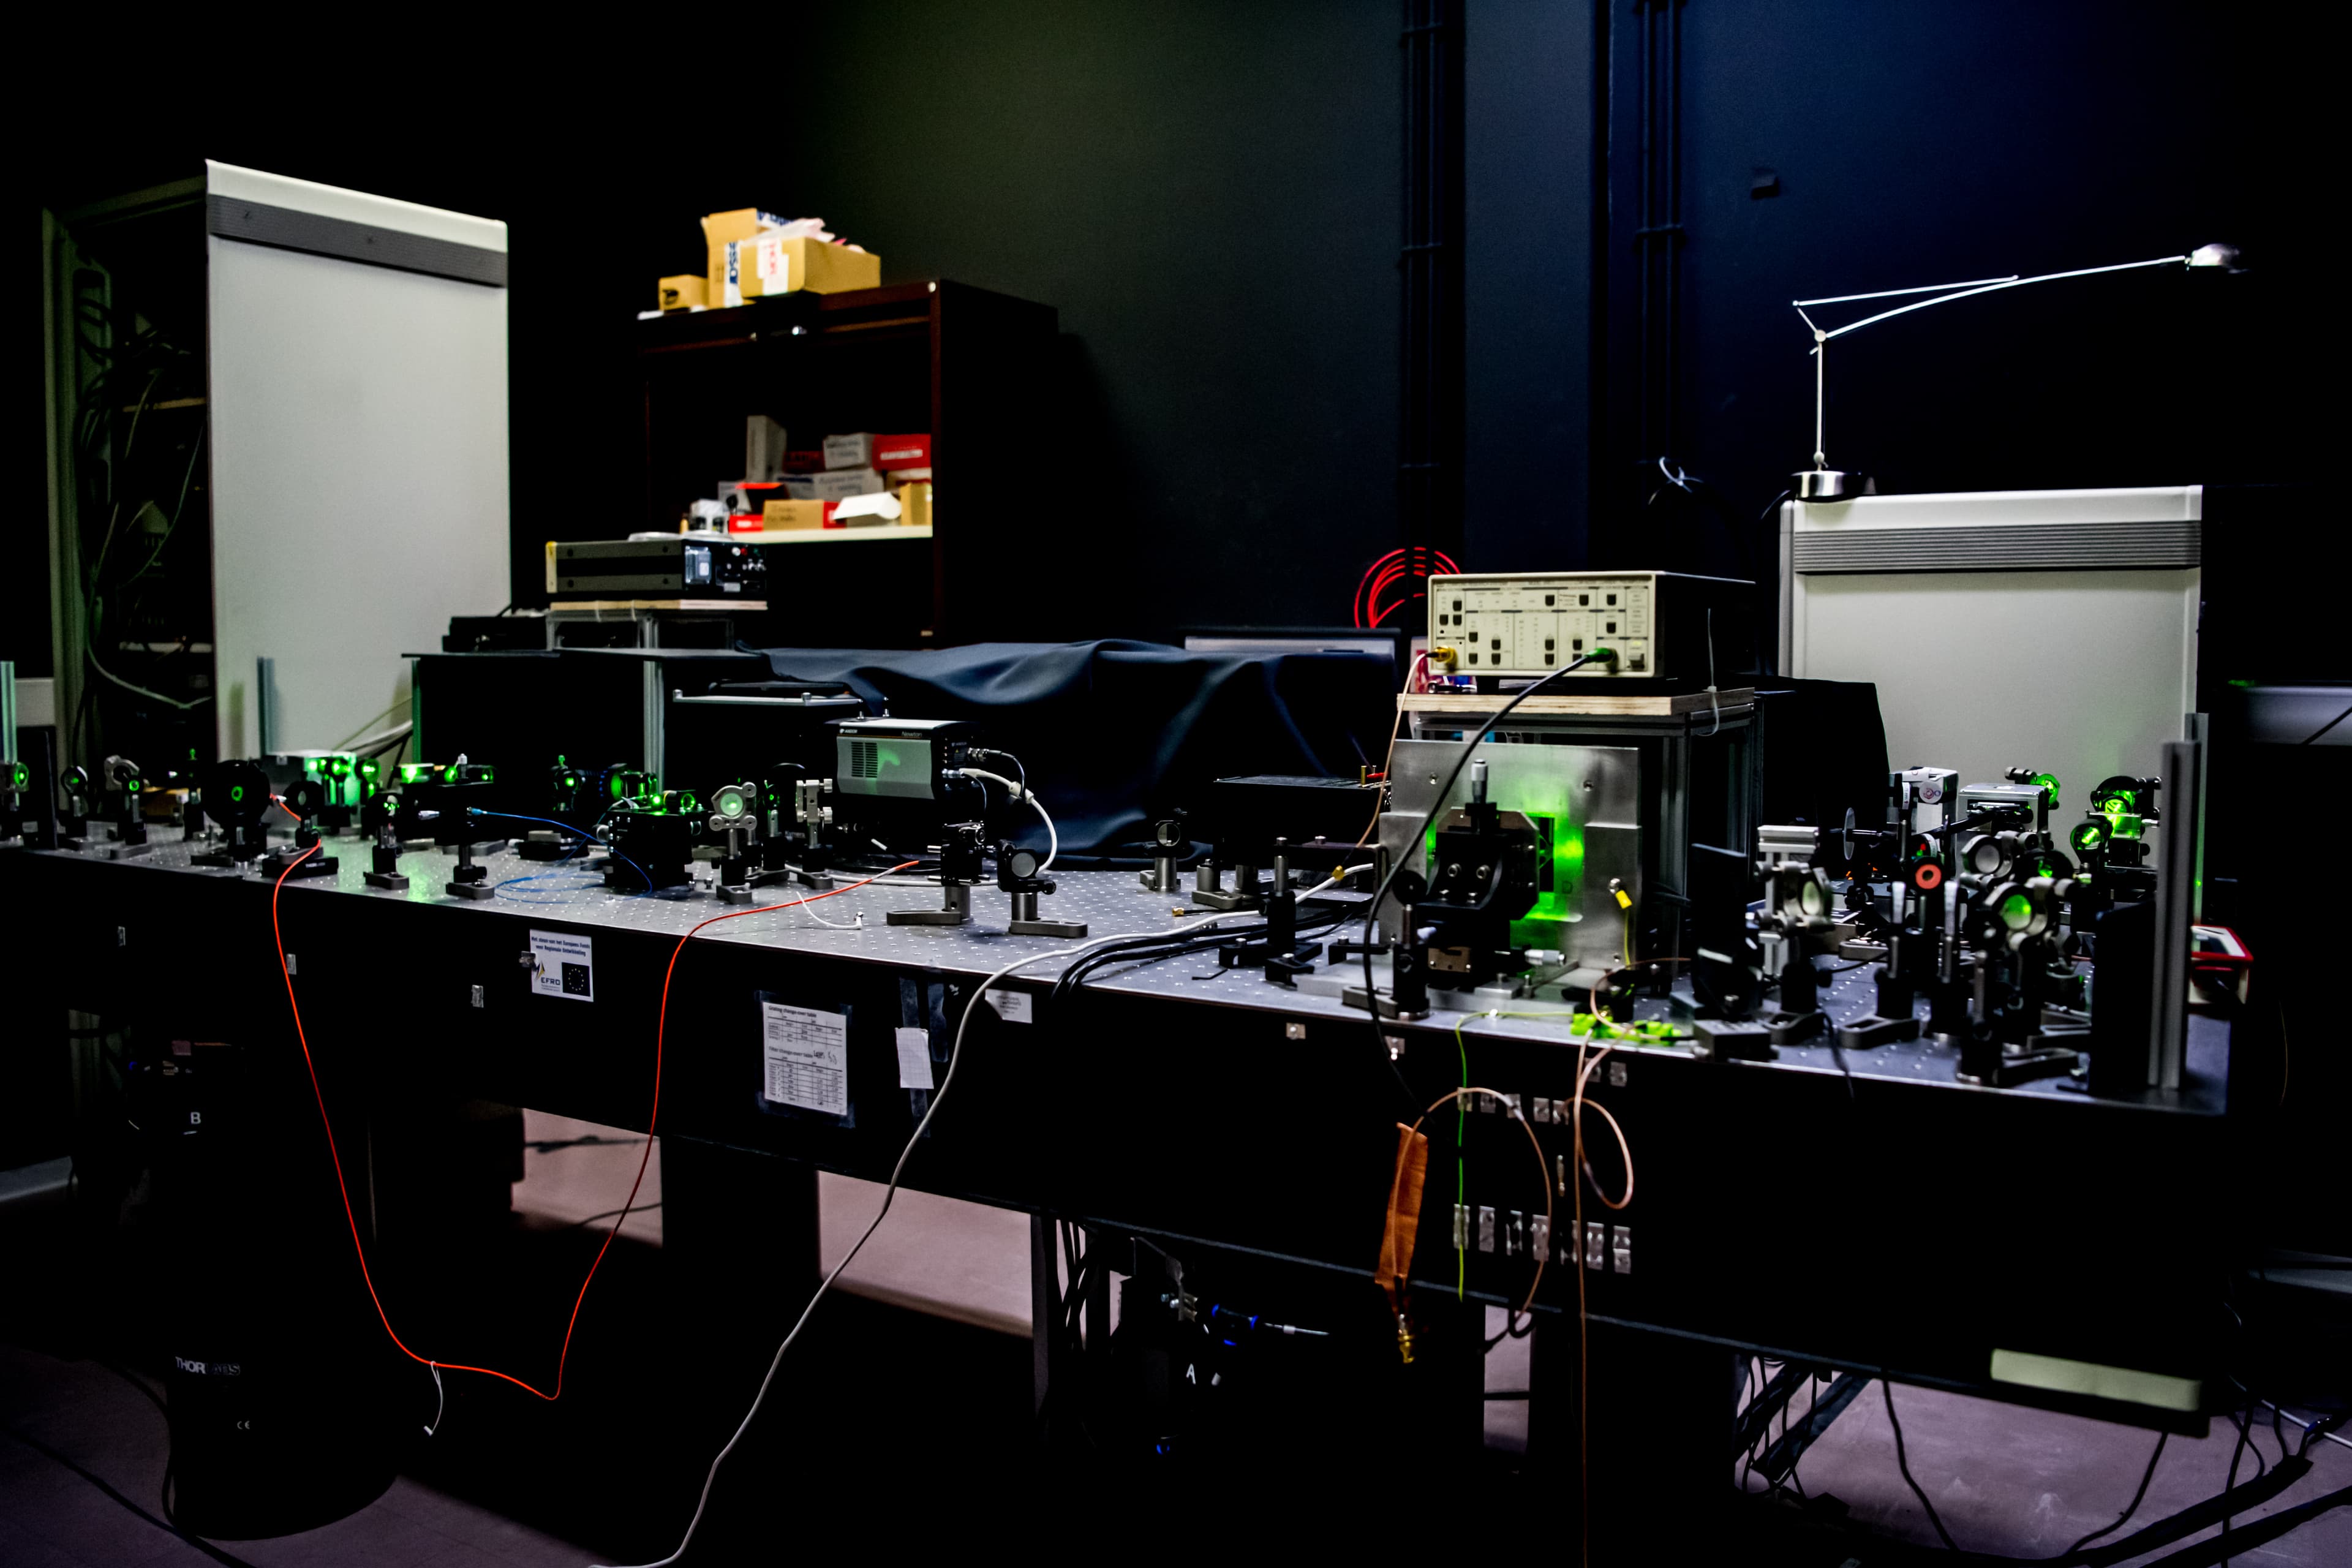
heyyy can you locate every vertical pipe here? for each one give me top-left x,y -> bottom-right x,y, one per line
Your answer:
2147,737 -> 2202,1092
1630,0 -> 1684,469
255,656 -> 276,755
1814,337 -> 1826,467
1635,1 -> 1653,463
1399,0 -> 1465,576
1664,0 -> 1681,458
1030,1213 -> 1058,1415
1587,0 -> 1615,539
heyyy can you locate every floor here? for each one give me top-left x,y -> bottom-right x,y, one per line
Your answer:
0,1349 -> 586,1568
1732,1365 -> 2352,1565
1,1117 -> 2342,1565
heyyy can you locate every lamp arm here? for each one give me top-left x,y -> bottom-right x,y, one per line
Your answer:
1811,253 -> 2188,343
1791,247 -> 2219,492
1795,274 -> 2019,308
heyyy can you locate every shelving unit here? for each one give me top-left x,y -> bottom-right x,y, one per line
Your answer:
739,524 -> 935,546
635,280 -> 1056,647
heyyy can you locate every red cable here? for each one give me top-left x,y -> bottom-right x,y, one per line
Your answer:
1362,549 -> 1458,628
1354,548 -> 1412,627
267,801 -> 914,1400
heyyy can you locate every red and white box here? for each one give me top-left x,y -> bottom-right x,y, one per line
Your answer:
872,434 -> 932,472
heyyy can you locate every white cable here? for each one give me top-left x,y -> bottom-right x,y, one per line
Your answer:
600,907 -> 1261,1568
330,699 -> 412,749
424,1362 -> 444,1437
777,864 -> 938,889
949,767 -> 1057,872
1295,864 -> 1376,902
1029,794 -> 1057,870
951,766 -> 1022,796
86,651 -> 212,710
798,895 -> 862,930
344,721 -> 414,755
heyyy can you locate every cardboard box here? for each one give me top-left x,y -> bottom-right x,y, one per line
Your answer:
782,450 -> 826,473
712,232 -> 883,307
703,209 -> 790,247
822,432 -> 873,470
891,467 -> 933,483
897,481 -> 933,531
701,209 -> 788,305
746,416 -> 788,480
872,434 -> 932,471
657,275 -> 706,312
779,475 -> 820,500
761,499 -> 839,530
810,467 -> 884,500
832,492 -> 903,527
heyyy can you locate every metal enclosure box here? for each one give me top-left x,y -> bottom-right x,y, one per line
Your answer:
1425,570 -> 1753,682
1782,487 -> 2199,800
1380,740 -> 1641,973
1202,774 -> 1387,850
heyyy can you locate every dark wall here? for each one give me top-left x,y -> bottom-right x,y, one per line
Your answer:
10,4 -> 2326,671
12,7 -> 1410,658
1589,0 -> 2328,589
1463,0 -> 1594,575
774,0 -> 1401,637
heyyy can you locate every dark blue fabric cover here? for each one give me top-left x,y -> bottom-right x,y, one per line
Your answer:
754,641 -> 1393,861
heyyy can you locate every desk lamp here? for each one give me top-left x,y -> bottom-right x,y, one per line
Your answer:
1791,243 -> 2241,501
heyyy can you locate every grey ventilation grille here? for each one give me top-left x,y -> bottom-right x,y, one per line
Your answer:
1792,521 -> 2200,575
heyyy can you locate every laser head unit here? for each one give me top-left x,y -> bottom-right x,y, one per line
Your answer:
830,718 -> 979,802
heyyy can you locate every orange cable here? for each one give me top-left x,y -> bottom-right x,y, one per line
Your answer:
1572,1045 -> 1635,1211
268,805 -> 914,1401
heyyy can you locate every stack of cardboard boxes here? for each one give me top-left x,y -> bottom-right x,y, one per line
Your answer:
719,419 -> 933,534
655,208 -> 881,314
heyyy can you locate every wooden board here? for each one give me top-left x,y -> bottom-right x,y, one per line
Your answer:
729,525 -> 933,545
546,600 -> 770,613
1398,687 -> 1754,718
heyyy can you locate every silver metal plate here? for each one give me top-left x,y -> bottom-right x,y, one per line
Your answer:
1381,738 -> 1640,973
